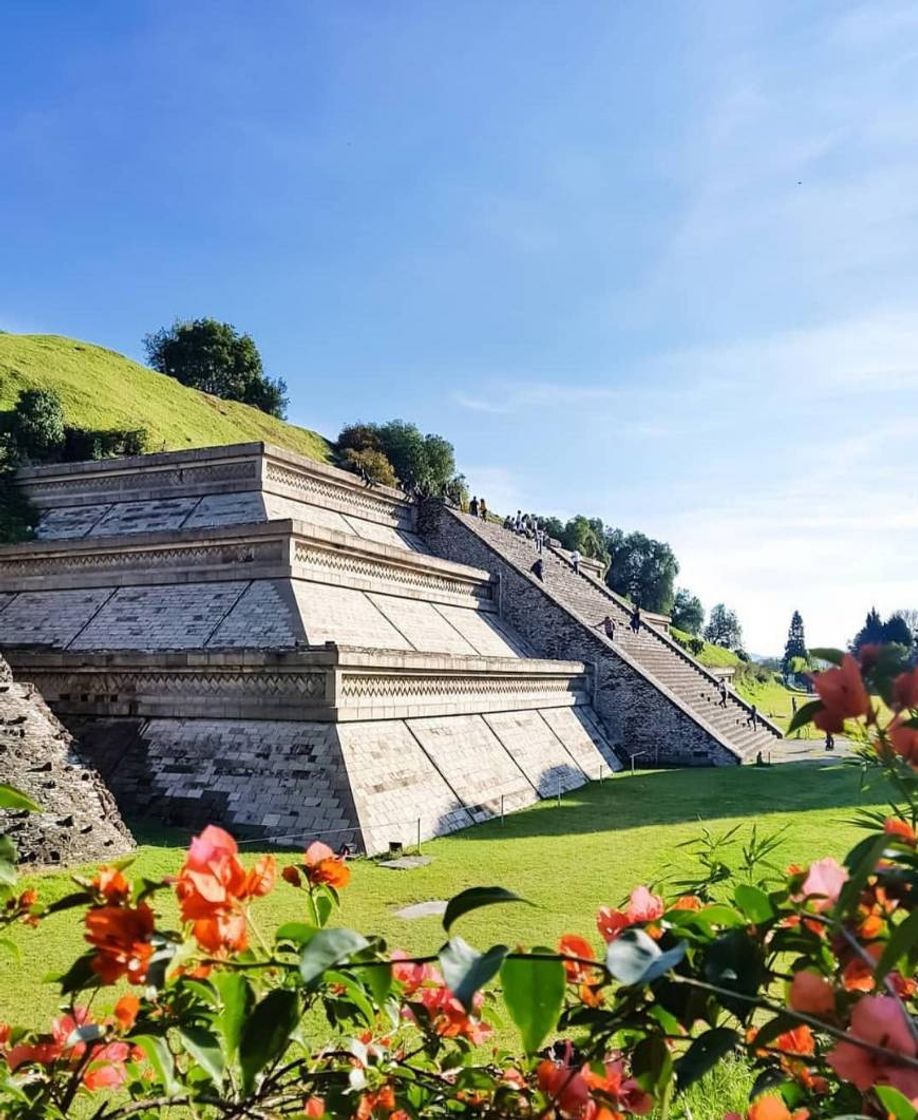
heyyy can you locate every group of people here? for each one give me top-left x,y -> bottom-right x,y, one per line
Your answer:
467,495 -> 489,520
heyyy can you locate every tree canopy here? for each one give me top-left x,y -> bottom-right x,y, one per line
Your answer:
703,602 -> 743,649
782,610 -> 808,673
851,607 -> 913,652
670,588 -> 704,635
604,529 -> 679,614
143,318 -> 288,419
337,419 -> 457,495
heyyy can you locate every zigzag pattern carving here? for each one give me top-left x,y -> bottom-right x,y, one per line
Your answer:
294,543 -> 488,600
266,463 -> 405,521
0,542 -> 281,577
31,671 -> 327,699
340,673 -> 581,699
26,462 -> 257,495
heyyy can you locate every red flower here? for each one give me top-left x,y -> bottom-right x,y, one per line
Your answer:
559,933 -> 596,981
889,716 -> 918,766
84,904 -> 155,984
416,983 -> 492,1044
304,1096 -> 326,1118
812,654 -> 870,733
537,1057 -> 591,1118
282,865 -> 302,887
893,667 -> 918,711
827,995 -> 918,1100
82,1041 -> 131,1091
304,841 -> 351,889
391,949 -> 441,995
582,1058 -> 653,1115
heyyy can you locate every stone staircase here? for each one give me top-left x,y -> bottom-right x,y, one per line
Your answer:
442,511 -> 783,763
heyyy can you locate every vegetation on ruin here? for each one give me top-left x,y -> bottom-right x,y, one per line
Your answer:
0,333 -> 332,463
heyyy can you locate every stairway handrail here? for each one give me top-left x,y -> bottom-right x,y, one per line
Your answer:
543,541 -> 783,740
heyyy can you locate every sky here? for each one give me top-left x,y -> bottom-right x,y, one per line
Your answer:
2,1 -> 917,655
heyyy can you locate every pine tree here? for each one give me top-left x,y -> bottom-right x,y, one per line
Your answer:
782,610 -> 808,674
851,608 -> 885,652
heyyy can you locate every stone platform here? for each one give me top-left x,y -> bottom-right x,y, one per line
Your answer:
2,444 -> 621,855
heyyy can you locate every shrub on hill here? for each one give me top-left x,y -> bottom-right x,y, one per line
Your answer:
340,447 -> 398,487
337,419 -> 457,495
143,318 -> 288,420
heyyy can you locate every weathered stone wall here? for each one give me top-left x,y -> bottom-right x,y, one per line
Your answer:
0,656 -> 133,866
419,503 -> 738,766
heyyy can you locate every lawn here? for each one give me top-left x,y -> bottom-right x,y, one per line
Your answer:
0,761 -> 886,1034
0,333 -> 332,463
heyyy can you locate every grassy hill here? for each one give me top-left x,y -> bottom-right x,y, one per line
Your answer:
0,333 -> 332,462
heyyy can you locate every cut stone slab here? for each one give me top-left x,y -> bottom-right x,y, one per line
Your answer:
395,899 -> 447,920
378,855 -> 433,870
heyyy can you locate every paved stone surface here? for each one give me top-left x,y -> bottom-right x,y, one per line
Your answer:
394,899 -> 445,918
36,503 -> 113,539
432,603 -> 527,657
88,498 -> 201,537
207,580 -> 302,648
0,588 -> 114,648
183,492 -> 266,529
484,709 -> 588,795
294,583 -> 414,650
381,857 -> 434,871
368,595 -> 479,656
71,582 -> 249,650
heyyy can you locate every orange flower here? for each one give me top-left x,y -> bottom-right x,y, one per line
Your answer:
789,971 -> 835,1017
579,982 -> 605,1007
113,994 -> 140,1032
559,933 -> 596,981
355,1083 -> 397,1120
416,983 -> 492,1044
812,654 -> 870,733
92,867 -> 131,905
537,1058 -> 590,1118
670,895 -> 702,911
884,817 -> 917,846
304,1096 -> 326,1118
889,715 -> 918,766
893,667 -> 918,711
175,826 -> 275,954
776,1025 -> 815,1057
82,1041 -> 131,1091
747,1097 -> 809,1120
84,904 -> 155,984
304,841 -> 351,889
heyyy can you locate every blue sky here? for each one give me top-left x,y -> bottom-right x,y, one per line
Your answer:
3,1 -> 917,653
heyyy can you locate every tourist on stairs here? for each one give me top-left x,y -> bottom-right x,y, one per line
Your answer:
469,496 -> 479,517
745,704 -> 759,730
570,548 -> 581,574
594,615 -> 616,642
718,680 -> 728,707
530,557 -> 545,582
630,605 -> 642,633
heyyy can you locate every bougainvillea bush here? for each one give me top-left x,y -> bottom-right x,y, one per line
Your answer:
1,644 -> 917,1119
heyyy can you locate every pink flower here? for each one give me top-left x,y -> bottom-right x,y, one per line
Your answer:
597,886 -> 664,943
827,995 -> 918,1101
801,857 -> 848,911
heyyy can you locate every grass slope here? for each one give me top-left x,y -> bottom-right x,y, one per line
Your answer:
0,333 -> 332,462
0,764 -> 884,1032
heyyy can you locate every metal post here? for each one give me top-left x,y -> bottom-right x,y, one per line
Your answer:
500,794 -> 505,824
416,817 -> 421,853
598,764 -> 604,783
631,755 -> 636,777
557,779 -> 562,807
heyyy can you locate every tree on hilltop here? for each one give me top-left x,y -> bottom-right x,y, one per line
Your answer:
782,610 -> 808,674
704,602 -> 743,649
143,318 -> 288,419
851,608 -> 885,653
671,588 -> 704,635
336,419 -> 456,495
0,388 -> 65,463
604,528 -> 679,614
882,613 -> 914,649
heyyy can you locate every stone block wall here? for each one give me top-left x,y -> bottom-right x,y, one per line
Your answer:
419,503 -> 738,766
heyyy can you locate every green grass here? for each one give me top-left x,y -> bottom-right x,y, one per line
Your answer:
0,333 -> 332,463
0,763 -> 885,1035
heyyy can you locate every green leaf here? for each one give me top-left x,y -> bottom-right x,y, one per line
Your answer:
364,962 -> 392,1008
876,1085 -> 918,1120
787,699 -> 824,734
701,930 -> 765,1020
0,937 -> 20,962
837,834 -> 888,917
299,927 -> 369,985
212,971 -> 251,1061
605,927 -> 684,986
751,1012 -> 801,1049
734,884 -> 774,925
0,784 -> 40,812
134,1035 -> 179,1097
500,950 -> 566,1052
239,989 -> 299,1093
675,1028 -> 739,1090
275,921 -> 317,947
809,648 -> 844,666
670,904 -> 744,932
631,1035 -> 674,1098
0,836 -> 18,888
439,937 -> 507,1012
876,908 -> 918,984
442,886 -> 529,933
179,1026 -> 224,1089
